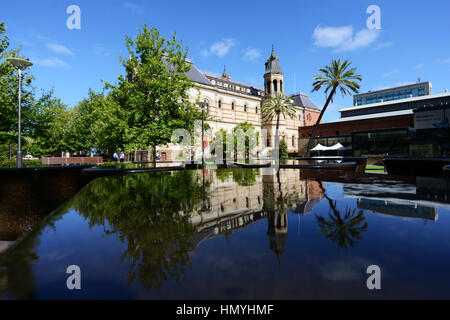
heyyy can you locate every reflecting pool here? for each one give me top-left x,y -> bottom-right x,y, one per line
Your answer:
0,168 -> 450,299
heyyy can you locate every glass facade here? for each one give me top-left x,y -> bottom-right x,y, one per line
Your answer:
352,129 -> 409,156
408,128 -> 450,158
355,86 -> 427,106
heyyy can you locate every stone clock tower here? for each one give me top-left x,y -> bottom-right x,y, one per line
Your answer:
262,46 -> 286,148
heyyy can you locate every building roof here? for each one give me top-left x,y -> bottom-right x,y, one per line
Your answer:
329,109 -> 413,123
354,81 -> 432,98
185,61 -> 213,86
341,91 -> 450,113
290,93 -> 320,110
200,70 -> 264,91
264,46 -> 283,75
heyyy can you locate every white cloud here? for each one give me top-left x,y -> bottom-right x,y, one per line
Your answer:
202,39 -> 237,58
383,68 -> 400,78
313,25 -> 353,48
124,2 -> 143,14
439,58 -> 450,64
312,25 -> 380,52
242,48 -> 261,61
47,43 -> 74,55
32,57 -> 71,68
414,63 -> 424,69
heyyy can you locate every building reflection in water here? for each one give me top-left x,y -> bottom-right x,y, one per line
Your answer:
343,176 -> 449,222
1,166 -> 449,297
189,168 -> 324,262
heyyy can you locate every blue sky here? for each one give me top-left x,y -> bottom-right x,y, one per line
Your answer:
2,0 -> 450,122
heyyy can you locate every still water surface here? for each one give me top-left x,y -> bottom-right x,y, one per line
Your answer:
0,168 -> 449,299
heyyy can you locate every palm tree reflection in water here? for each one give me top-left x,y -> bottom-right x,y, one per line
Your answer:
315,180 -> 368,248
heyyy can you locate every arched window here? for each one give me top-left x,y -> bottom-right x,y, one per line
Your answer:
273,79 -> 277,92
280,80 -> 283,92
267,81 -> 271,94
218,100 -> 222,108
232,102 -> 235,110
244,104 -> 247,112
255,106 -> 258,114
292,136 -> 295,146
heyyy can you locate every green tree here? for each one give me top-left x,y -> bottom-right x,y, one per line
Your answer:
105,25 -> 201,163
0,21 -> 34,158
261,93 -> 297,155
279,139 -> 288,159
27,90 -> 72,157
305,59 -> 361,156
0,21 -> 71,159
233,121 -> 258,160
209,128 -> 228,160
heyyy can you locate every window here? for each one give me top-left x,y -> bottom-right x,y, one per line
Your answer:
244,104 -> 247,112
292,136 -> 295,146
273,80 -> 277,92
232,102 -> 234,110
255,107 -> 258,114
218,100 -> 222,108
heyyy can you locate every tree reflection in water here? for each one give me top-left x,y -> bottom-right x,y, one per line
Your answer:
71,171 -> 205,291
315,180 -> 368,248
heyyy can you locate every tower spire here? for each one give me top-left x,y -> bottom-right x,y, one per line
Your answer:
222,65 -> 230,80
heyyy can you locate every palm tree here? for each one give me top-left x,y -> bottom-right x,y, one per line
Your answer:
262,93 -> 297,157
304,59 -> 362,157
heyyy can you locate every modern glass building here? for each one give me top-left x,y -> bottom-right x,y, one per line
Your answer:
353,81 -> 432,106
299,86 -> 450,158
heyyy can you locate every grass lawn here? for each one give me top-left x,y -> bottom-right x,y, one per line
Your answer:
365,165 -> 386,173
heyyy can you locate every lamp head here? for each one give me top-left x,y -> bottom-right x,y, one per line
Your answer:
7,57 -> 33,70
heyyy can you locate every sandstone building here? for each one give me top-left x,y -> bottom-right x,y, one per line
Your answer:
153,47 -> 321,161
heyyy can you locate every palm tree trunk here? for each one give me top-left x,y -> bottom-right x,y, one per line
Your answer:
304,85 -> 337,157
152,145 -> 157,167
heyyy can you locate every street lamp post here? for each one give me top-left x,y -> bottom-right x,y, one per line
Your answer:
7,57 -> 33,168
196,101 -> 210,213
197,101 -> 207,170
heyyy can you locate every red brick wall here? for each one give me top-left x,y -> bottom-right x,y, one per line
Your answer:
42,157 -> 103,165
299,114 -> 413,138
304,109 -> 321,126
